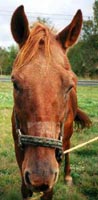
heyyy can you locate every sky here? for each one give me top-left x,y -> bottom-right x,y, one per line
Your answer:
0,0 -> 94,48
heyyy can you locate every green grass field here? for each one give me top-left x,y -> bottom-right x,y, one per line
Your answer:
0,82 -> 98,200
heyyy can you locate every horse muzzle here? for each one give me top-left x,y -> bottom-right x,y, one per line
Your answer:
24,166 -> 59,192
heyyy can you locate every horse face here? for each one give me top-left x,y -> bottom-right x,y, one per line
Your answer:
12,59 -> 74,191
11,6 -> 82,193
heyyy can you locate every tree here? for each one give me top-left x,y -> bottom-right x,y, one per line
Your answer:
0,45 -> 18,75
82,0 -> 98,39
82,19 -> 94,40
93,0 -> 98,34
7,45 -> 18,74
0,47 -> 8,75
68,0 -> 98,78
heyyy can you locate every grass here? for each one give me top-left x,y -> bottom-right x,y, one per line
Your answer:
0,82 -> 98,200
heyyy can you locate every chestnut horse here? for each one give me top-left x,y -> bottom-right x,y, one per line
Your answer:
11,6 -> 91,200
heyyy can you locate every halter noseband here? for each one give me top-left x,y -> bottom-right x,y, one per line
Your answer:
14,111 -> 66,162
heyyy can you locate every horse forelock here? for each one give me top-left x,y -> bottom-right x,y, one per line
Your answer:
13,23 -> 52,70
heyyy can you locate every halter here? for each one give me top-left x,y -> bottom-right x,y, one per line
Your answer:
14,111 -> 66,162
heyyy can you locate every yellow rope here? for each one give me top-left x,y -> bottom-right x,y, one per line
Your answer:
29,192 -> 43,200
63,136 -> 98,154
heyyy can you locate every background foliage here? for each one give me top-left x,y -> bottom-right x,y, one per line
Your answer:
68,0 -> 98,78
0,46 -> 18,75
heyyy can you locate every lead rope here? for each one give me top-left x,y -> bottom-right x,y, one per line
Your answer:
63,136 -> 98,154
29,192 -> 43,200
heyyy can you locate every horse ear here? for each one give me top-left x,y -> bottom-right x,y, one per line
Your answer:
56,10 -> 83,49
11,5 -> 30,47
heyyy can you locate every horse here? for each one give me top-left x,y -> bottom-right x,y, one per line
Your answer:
11,5 -> 91,200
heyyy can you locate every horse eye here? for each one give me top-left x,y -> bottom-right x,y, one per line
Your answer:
67,85 -> 73,93
13,82 -> 20,91
11,76 -> 23,92
64,85 -> 73,98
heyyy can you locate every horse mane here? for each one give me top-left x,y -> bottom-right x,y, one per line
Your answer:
13,23 -> 52,70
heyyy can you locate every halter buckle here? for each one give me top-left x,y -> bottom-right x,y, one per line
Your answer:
16,129 -> 23,149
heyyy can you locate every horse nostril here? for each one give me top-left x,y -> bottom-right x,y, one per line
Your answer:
25,171 -> 31,185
